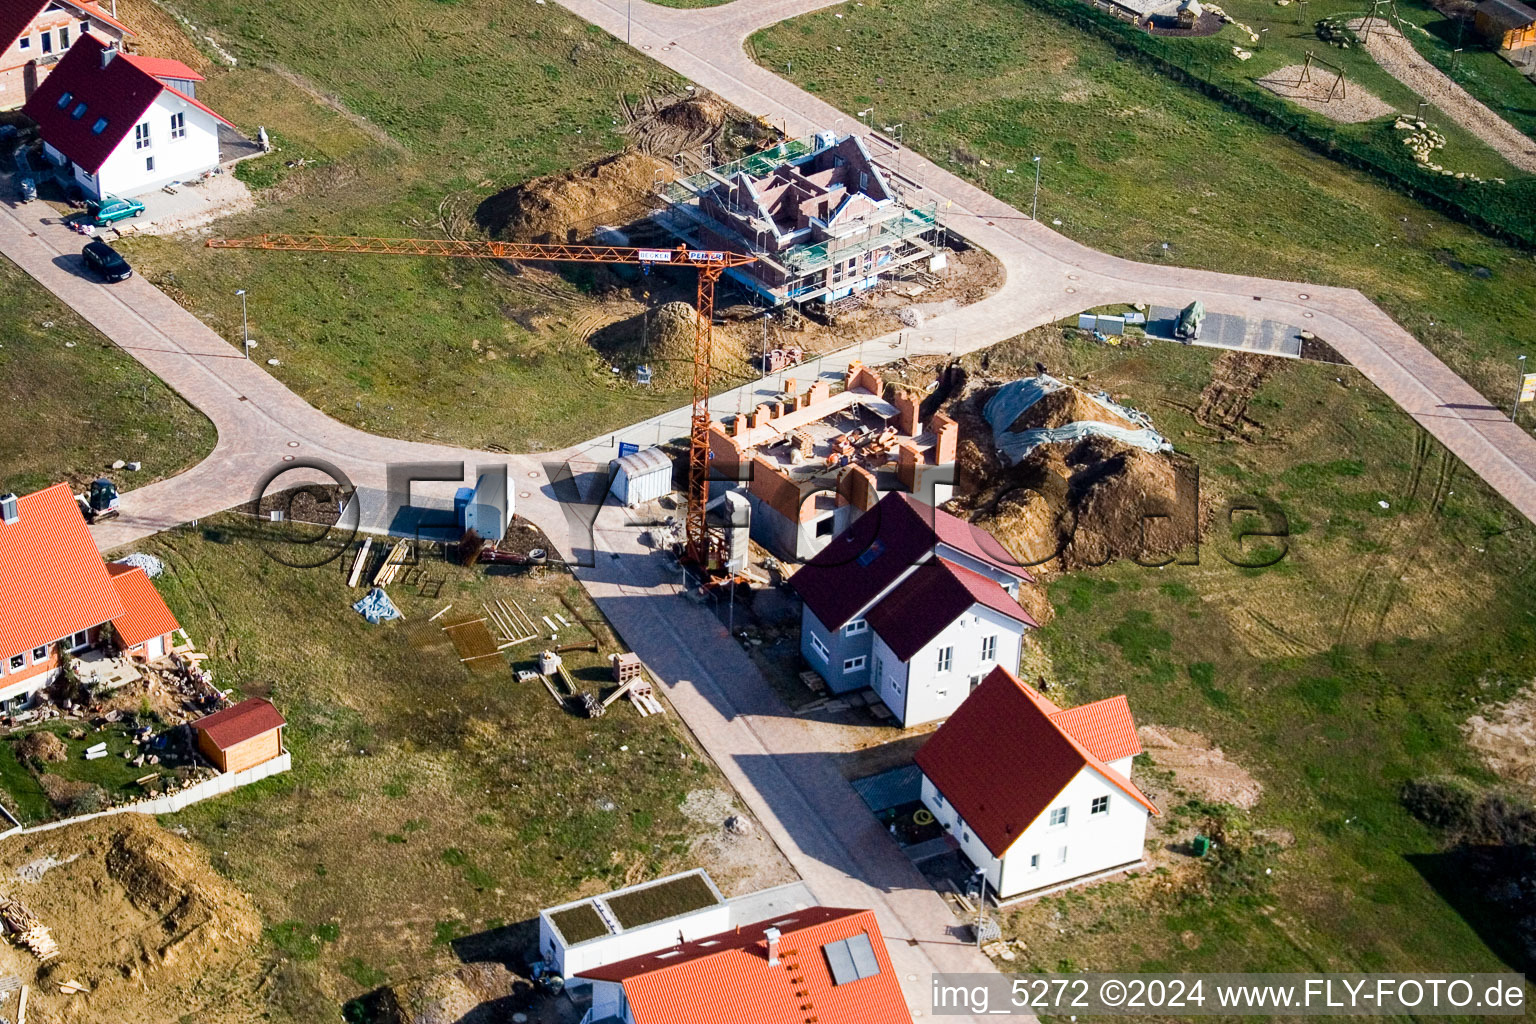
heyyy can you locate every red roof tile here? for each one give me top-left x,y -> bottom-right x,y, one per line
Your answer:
916,667 -> 1157,856
21,35 -> 232,172
105,562 -> 179,649
578,907 -> 912,1024
1050,695 -> 1143,763
120,53 -> 203,82
863,558 -> 1037,661
193,698 -> 285,749
790,492 -> 1031,630
1,0 -> 131,57
0,483 -> 122,661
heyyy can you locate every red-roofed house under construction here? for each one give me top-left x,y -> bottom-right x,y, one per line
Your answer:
0,483 -> 180,711
788,489 -> 1036,726
916,666 -> 1159,900
708,360 -> 958,562
576,906 -> 913,1024
21,34 -> 233,200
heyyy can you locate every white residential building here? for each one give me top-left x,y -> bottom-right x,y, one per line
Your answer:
915,666 -> 1159,900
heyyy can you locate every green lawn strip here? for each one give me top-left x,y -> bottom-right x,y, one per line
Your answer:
944,327 -> 1536,978
136,520 -> 730,1021
0,259 -> 216,496
750,0 -> 1536,408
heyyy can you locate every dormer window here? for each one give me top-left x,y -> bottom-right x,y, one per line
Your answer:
56,91 -> 72,109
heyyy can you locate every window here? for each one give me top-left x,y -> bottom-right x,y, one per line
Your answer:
40,31 -> 51,53
8,654 -> 23,672
936,646 -> 953,673
59,26 -> 69,47
70,101 -> 87,119
80,19 -> 90,32
1028,853 -> 1040,871
844,618 -> 867,636
18,35 -> 29,50
815,516 -> 835,538
1091,796 -> 1109,816
135,122 -> 151,149
854,539 -> 885,566
169,111 -> 186,139
145,156 -> 154,172
934,790 -> 946,807
809,633 -> 829,662
1056,845 -> 1069,865
31,646 -> 47,663
842,655 -> 866,674
69,631 -> 89,650
56,91 -> 72,109
980,635 -> 997,662
1048,806 -> 1069,828
91,117 -> 108,135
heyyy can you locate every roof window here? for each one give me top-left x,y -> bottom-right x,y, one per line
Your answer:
71,102 -> 88,120
823,933 -> 881,985
91,117 -> 108,134
56,91 -> 72,109
855,539 -> 886,567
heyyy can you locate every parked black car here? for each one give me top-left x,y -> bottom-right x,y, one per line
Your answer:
82,240 -> 132,282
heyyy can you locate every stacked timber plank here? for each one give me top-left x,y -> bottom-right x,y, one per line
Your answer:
0,897 -> 58,962
372,540 -> 412,587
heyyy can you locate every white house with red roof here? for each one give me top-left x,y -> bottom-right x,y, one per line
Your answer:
0,0 -> 130,110
576,906 -> 912,1024
0,483 -> 180,711
21,33 -> 232,200
789,490 -> 1037,727
916,666 -> 1158,900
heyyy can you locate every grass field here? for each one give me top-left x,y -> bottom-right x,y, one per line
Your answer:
131,520 -> 775,1021
935,325 -> 1536,981
0,259 -> 215,495
113,0 -> 703,452
751,0 -> 1536,410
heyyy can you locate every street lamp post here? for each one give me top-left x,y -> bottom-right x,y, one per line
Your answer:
1031,155 -> 1042,221
235,289 -> 249,359
1512,354 -> 1527,420
627,0 -> 632,44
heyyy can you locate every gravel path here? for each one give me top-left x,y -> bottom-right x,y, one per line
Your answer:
1352,16 -> 1536,173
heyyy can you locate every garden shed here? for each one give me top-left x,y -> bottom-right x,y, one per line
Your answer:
193,698 -> 287,773
608,447 -> 673,507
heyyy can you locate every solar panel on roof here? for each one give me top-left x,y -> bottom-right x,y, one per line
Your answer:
823,938 -> 857,986
846,933 -> 880,979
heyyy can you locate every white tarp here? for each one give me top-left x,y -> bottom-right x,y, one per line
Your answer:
983,374 -> 1172,465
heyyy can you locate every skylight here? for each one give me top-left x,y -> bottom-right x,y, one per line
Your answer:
56,91 -> 72,109
855,540 -> 886,567
91,118 -> 108,134
71,102 -> 88,120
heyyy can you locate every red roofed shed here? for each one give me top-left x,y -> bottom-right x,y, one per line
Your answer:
194,698 -> 286,774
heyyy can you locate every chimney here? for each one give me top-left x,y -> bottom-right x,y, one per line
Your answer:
0,494 -> 16,525
931,412 -> 958,466
892,387 -> 920,436
764,927 -> 781,967
101,46 -> 117,69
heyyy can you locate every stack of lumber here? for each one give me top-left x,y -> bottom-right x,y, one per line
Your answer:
483,599 -> 538,648
347,537 -> 374,587
372,540 -> 412,587
0,897 -> 58,962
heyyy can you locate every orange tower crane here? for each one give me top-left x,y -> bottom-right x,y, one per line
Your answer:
207,235 -> 757,568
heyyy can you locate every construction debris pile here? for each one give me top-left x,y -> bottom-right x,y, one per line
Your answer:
945,369 -> 1201,576
368,962 -> 531,1024
475,151 -> 671,246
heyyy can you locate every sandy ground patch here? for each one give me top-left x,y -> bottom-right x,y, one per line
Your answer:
1257,64 -> 1396,123
1138,724 -> 1263,809
1464,685 -> 1536,786
112,173 -> 254,236
679,788 -> 799,896
1351,17 -> 1536,173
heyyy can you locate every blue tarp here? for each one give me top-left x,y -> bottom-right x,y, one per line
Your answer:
983,374 -> 1171,465
352,587 -> 402,624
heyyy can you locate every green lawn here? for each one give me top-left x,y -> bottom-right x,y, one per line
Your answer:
930,326 -> 1536,983
750,0 -> 1536,409
113,0 -> 715,453
133,519 -> 761,1022
0,259 -> 216,496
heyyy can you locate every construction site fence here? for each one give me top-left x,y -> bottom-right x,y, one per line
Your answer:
0,752 -> 292,837
1019,0 -> 1536,249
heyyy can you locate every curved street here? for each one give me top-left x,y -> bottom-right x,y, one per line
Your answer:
2,1 -> 1536,1018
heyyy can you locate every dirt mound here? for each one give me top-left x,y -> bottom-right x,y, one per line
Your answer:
1007,388 -> 1135,433
376,962 -> 529,1024
657,95 -> 726,137
475,152 -> 669,244
16,731 -> 66,764
1465,687 -> 1536,787
591,300 -> 751,389
1139,725 -> 1262,809
0,816 -> 262,1024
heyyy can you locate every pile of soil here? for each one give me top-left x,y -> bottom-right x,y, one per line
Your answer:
657,95 -> 726,137
374,962 -> 530,1024
1139,725 -> 1263,809
591,300 -> 751,388
1005,387 -> 1137,434
0,816 -> 262,1024
16,731 -> 67,764
475,152 -> 670,245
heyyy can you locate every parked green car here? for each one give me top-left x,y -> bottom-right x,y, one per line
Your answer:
85,194 -> 145,225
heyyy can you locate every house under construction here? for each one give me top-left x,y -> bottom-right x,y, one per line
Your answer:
657,131 -> 943,308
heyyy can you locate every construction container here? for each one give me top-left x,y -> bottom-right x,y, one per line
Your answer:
609,447 -> 673,508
